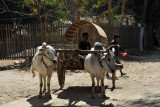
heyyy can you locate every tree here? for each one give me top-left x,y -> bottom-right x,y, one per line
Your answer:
0,0 -> 66,24
0,0 -> 37,24
23,0 -> 67,40
125,0 -> 144,24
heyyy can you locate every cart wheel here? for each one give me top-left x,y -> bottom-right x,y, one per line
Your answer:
57,54 -> 65,89
57,68 -> 65,88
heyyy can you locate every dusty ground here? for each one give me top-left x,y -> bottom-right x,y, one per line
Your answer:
0,50 -> 160,107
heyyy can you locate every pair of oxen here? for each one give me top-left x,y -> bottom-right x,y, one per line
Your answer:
31,42 -> 118,99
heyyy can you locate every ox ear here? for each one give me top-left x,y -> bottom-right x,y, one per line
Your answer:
39,42 -> 47,53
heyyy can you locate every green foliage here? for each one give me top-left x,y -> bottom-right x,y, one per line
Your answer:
90,0 -> 144,24
0,0 -> 38,24
0,0 -> 145,24
23,0 -> 67,23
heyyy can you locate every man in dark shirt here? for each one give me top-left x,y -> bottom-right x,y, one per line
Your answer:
107,34 -> 126,77
78,32 -> 91,50
78,32 -> 91,68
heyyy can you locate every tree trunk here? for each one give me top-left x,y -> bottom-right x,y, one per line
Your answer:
108,0 -> 112,24
120,0 -> 126,25
139,0 -> 148,52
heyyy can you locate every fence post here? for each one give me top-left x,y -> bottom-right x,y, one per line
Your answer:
108,0 -> 112,24
96,16 -> 100,24
76,10 -> 80,20
120,0 -> 126,25
6,25 -> 9,58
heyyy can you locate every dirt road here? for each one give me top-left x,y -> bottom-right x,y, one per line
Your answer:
0,51 -> 160,107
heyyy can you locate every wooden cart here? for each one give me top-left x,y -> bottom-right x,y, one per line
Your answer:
55,20 -> 108,88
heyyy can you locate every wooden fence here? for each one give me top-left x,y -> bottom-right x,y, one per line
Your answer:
0,23 -> 70,60
118,25 -> 153,50
0,23 -> 153,60
118,25 -> 140,49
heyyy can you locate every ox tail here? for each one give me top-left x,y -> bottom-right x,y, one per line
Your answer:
30,66 -> 36,77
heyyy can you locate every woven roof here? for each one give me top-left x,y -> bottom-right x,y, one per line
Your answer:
65,20 -> 108,47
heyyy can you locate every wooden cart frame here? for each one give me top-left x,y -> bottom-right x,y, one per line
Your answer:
55,20 -> 108,88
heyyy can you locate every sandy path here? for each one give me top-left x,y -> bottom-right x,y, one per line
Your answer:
0,51 -> 160,107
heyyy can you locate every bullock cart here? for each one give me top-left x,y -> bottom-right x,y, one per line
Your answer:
55,20 -> 109,88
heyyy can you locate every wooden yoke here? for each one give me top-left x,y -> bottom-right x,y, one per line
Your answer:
55,49 -> 107,54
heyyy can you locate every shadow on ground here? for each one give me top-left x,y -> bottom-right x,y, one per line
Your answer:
27,95 -> 52,107
124,93 -> 160,107
52,86 -> 114,107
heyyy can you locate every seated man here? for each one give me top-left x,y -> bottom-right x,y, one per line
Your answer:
78,32 -> 91,50
78,32 -> 91,68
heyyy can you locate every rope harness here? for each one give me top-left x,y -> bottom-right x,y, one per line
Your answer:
39,53 -> 53,69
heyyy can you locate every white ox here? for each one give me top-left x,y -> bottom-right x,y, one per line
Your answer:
30,42 -> 57,98
84,42 -> 116,98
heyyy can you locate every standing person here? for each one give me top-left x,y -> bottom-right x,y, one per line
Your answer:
107,34 -> 126,77
78,32 -> 91,50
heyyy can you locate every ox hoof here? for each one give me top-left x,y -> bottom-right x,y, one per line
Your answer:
121,73 -> 126,77
60,85 -> 64,89
96,87 -> 100,91
111,86 -> 115,91
47,94 -> 52,98
42,90 -> 46,94
38,95 -> 42,99
102,95 -> 107,99
112,86 -> 115,89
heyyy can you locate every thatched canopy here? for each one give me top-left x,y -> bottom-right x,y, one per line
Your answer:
64,20 -> 108,47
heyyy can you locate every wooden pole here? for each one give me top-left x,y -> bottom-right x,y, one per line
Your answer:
140,0 -> 148,52
96,16 -> 100,24
76,10 -> 80,20
55,49 -> 108,54
36,0 -> 43,40
44,14 -> 48,42
108,0 -> 112,24
120,0 -> 126,25
6,25 -> 8,58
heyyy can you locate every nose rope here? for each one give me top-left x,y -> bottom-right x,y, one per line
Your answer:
40,53 -> 56,69
98,54 -> 103,68
43,54 -> 54,61
41,56 -> 48,68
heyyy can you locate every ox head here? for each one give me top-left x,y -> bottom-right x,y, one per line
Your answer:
94,42 -> 104,50
100,45 -> 116,73
39,42 -> 57,66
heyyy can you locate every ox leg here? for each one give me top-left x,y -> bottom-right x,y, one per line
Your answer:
96,79 -> 100,91
112,73 -> 116,88
38,74 -> 43,98
31,69 -> 35,77
90,74 -> 96,99
101,79 -> 106,98
47,74 -> 52,98
42,76 -> 46,94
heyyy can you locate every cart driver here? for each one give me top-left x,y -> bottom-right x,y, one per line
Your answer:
78,32 -> 91,50
78,32 -> 91,68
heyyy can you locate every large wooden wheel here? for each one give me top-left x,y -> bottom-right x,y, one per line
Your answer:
57,53 -> 65,89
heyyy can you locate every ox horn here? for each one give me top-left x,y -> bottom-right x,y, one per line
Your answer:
42,42 -> 47,49
106,44 -> 118,53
